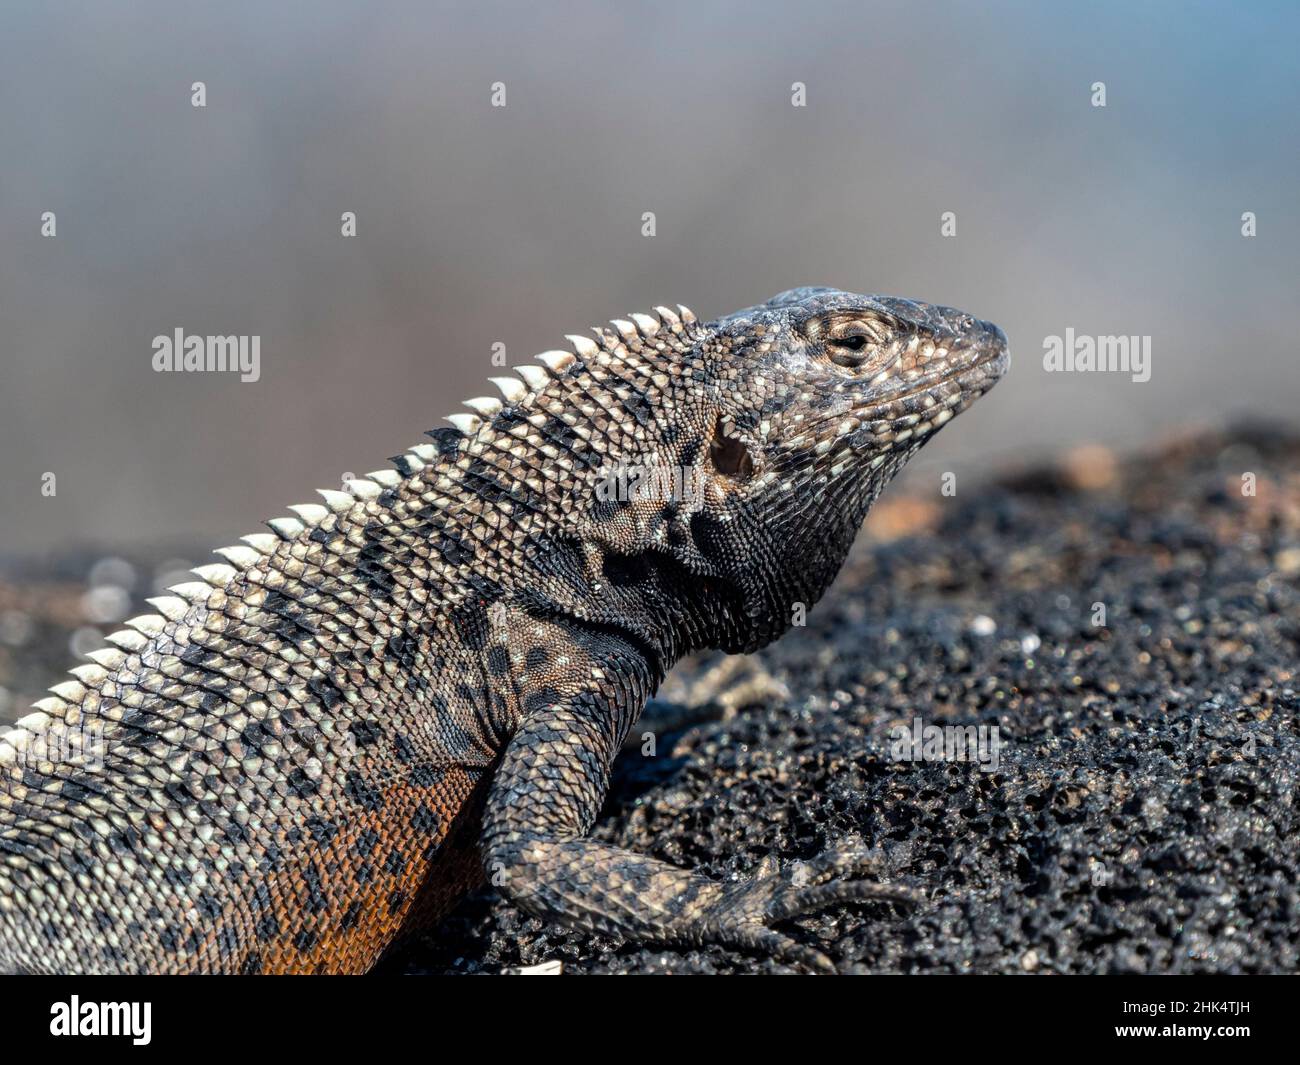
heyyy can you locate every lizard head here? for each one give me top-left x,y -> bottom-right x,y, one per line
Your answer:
685,286 -> 1008,651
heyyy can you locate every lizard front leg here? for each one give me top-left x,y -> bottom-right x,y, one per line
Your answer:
480,636 -> 917,973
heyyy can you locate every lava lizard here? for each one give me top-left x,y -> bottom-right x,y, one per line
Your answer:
0,287 -> 1007,973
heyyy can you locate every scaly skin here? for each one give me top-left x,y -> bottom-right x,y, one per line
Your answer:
0,287 -> 1007,973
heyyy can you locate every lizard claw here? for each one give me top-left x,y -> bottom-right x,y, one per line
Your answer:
701,840 -> 920,973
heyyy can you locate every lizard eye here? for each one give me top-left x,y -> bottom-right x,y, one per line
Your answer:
805,313 -> 896,371
826,332 -> 873,367
830,334 -> 868,353
816,312 -> 899,371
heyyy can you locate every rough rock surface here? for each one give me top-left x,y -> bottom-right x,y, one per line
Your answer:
3,428 -> 1297,973
405,427 -> 1300,973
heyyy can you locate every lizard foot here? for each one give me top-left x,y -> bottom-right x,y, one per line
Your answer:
700,840 -> 920,973
658,653 -> 791,716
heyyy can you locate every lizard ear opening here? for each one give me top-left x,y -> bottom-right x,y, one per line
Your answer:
709,415 -> 758,481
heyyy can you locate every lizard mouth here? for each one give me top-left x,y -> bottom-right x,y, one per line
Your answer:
946,319 -> 1009,389
950,342 -> 1009,394
857,338 -> 1008,415
839,328 -> 1007,451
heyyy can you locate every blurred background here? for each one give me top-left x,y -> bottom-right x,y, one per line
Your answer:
2,0 -> 1297,557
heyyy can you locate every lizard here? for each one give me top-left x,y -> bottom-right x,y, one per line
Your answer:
0,287 -> 1007,974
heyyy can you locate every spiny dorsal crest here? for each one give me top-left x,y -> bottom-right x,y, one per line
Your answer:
0,304 -> 700,765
